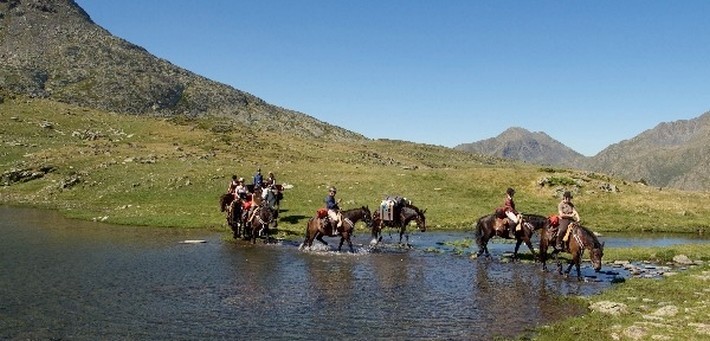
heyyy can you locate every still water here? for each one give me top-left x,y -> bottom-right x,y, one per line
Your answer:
0,206 -> 705,340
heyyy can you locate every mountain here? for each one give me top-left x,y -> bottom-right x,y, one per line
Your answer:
454,127 -> 587,168
585,112 -> 710,191
0,0 -> 363,141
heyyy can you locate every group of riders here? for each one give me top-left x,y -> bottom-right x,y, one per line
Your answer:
224,168 -> 580,251
223,168 -> 280,237
496,187 -> 581,251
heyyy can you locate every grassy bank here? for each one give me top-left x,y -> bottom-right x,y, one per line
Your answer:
532,244 -> 709,341
2,97 -> 709,238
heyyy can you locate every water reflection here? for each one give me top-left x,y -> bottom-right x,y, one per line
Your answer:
1,206 -> 705,340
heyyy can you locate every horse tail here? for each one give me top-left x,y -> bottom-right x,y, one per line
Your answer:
474,218 -> 484,248
305,217 -> 315,237
219,193 -> 229,212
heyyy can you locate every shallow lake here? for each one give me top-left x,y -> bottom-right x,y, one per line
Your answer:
1,206 -> 706,340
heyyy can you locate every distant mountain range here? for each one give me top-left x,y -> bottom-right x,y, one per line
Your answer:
454,127 -> 587,168
0,0 -> 363,141
455,113 -> 710,191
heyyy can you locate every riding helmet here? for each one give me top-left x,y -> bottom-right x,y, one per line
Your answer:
506,187 -> 515,196
563,191 -> 573,199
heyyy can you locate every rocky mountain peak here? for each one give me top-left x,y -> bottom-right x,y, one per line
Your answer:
0,0 -> 365,141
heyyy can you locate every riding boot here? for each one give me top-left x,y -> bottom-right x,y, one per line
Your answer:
555,233 -> 565,251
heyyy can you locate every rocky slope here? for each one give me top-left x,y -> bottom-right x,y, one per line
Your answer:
585,112 -> 710,191
0,0 -> 364,141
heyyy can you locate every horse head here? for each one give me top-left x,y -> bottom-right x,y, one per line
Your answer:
409,206 -> 426,232
219,193 -> 233,212
590,241 -> 605,272
361,205 -> 373,228
576,225 -> 604,272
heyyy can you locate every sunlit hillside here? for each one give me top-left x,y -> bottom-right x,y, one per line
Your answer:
2,97 -> 709,237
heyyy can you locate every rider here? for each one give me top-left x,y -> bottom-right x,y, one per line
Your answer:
556,191 -> 580,250
235,177 -> 249,200
265,171 -> 276,187
227,175 -> 239,198
253,168 -> 264,189
503,187 -> 522,238
325,186 -> 343,234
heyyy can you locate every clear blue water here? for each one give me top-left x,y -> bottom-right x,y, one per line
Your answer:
1,206 -> 706,340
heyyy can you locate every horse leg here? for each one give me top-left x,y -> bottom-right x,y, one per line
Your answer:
476,232 -> 492,258
347,234 -> 354,253
540,235 -> 549,270
523,236 -> 537,262
338,234 -> 345,252
570,252 -> 582,280
512,239 -> 523,262
316,233 -> 328,246
552,250 -> 563,275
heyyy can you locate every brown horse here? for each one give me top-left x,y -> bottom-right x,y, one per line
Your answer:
220,193 -> 244,239
474,213 -> 551,261
246,202 -> 275,244
371,204 -> 426,246
300,206 -> 372,252
539,222 -> 604,280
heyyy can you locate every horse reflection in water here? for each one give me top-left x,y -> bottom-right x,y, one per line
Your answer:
300,206 -> 372,253
474,213 -> 551,261
539,223 -> 605,280
371,204 -> 426,247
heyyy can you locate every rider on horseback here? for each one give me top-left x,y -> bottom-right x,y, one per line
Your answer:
556,191 -> 580,251
501,187 -> 522,238
253,168 -> 264,189
227,175 -> 239,198
325,186 -> 343,235
235,177 -> 249,200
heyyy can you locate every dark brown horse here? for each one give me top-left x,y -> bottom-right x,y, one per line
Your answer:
246,202 -> 275,244
474,213 -> 551,261
539,222 -> 604,280
220,193 -> 244,239
300,206 -> 372,252
371,204 -> 426,246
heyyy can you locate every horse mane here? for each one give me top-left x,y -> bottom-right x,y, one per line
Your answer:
405,204 -> 425,217
523,213 -> 549,227
342,207 -> 365,214
576,224 -> 602,248
476,214 -> 494,223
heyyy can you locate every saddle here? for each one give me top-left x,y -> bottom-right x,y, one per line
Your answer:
494,217 -> 512,235
318,217 -> 339,236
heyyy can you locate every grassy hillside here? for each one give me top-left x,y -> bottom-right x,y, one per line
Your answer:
2,97 -> 709,237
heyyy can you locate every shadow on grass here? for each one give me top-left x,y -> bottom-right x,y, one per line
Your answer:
279,214 -> 309,226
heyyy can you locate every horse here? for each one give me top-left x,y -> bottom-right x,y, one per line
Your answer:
474,213 -> 551,261
371,204 -> 426,246
300,206 -> 373,253
249,185 -> 279,228
539,222 -> 605,280
220,193 -> 244,239
245,201 -> 275,244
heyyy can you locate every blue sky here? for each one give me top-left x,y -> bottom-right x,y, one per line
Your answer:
75,0 -> 710,156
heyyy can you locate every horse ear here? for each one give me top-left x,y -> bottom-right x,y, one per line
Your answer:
423,208 -> 427,214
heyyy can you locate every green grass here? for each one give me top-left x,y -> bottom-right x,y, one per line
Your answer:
526,244 -> 710,341
2,97 -> 709,238
533,263 -> 710,341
